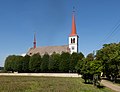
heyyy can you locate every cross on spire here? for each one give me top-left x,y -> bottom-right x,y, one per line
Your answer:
73,6 -> 75,13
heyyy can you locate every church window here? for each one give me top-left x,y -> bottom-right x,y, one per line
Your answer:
73,38 -> 75,43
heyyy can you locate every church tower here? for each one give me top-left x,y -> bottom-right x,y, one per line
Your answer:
69,9 -> 79,54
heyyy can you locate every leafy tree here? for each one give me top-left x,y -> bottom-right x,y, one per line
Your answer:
41,53 -> 49,72
96,43 -> 120,82
86,53 -> 94,61
75,59 -> 84,74
4,55 -> 23,72
75,52 -> 85,73
29,53 -> 41,72
4,55 -> 16,72
78,52 -> 85,60
79,53 -> 102,84
90,60 -> 102,75
48,52 -> 60,72
69,52 -> 79,72
22,55 -> 30,72
59,52 -> 70,72
14,56 -> 23,72
80,58 -> 93,83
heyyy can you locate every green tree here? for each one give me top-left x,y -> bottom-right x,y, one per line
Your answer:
75,59 -> 84,74
80,58 -> 93,83
41,53 -> 49,72
78,52 -> 85,60
48,52 -> 60,72
4,55 -> 16,72
29,53 -> 41,72
59,52 -> 70,72
14,56 -> 23,72
69,52 -> 79,72
96,43 -> 120,82
75,52 -> 85,74
90,60 -> 102,75
4,55 -> 23,72
22,55 -> 30,72
86,53 -> 94,61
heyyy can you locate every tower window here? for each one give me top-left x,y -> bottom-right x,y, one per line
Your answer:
71,38 -> 73,43
73,38 -> 75,43
71,38 -> 75,43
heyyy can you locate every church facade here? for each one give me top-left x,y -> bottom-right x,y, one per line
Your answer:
27,12 -> 79,56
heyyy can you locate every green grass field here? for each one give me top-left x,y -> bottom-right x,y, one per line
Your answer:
0,76 -> 114,92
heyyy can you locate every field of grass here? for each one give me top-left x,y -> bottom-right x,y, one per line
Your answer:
0,76 -> 114,92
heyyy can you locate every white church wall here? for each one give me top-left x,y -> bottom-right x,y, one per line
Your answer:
69,36 -> 78,54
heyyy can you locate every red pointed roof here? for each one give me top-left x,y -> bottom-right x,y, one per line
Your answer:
69,14 -> 77,36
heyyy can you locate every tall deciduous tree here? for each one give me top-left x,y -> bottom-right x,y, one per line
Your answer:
4,55 -> 16,72
41,53 -> 49,72
75,52 -> 85,73
4,55 -> 23,72
48,52 -> 60,72
96,43 -> 120,82
79,53 -> 102,83
59,52 -> 70,72
14,56 -> 23,72
29,53 -> 41,72
69,52 -> 79,72
78,52 -> 85,60
22,55 -> 30,72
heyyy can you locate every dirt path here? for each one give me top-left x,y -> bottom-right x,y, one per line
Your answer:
101,79 -> 120,92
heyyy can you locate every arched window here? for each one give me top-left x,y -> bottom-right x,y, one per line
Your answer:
73,38 -> 75,43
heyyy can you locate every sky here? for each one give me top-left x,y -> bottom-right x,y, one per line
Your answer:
0,0 -> 120,66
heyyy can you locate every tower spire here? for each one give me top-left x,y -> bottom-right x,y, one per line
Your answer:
70,7 -> 77,36
69,7 -> 79,54
33,32 -> 36,48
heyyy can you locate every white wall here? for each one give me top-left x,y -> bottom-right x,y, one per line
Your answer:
69,36 -> 78,54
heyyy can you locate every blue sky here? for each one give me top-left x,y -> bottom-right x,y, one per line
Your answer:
0,0 -> 120,66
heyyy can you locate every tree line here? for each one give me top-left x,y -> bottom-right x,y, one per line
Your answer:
4,52 -> 84,73
4,42 -> 120,83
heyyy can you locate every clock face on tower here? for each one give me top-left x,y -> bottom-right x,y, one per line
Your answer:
72,46 -> 74,50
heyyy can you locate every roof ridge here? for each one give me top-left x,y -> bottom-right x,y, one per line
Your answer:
37,45 -> 68,48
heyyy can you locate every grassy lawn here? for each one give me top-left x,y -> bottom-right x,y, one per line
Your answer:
0,76 -> 114,92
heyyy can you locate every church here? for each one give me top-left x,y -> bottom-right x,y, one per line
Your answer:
27,11 -> 79,56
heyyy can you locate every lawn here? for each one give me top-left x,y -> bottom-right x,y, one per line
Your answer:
0,76 -> 114,92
